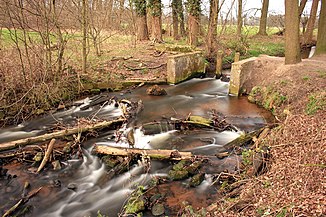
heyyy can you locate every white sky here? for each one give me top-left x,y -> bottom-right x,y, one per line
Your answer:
163,0 -> 315,17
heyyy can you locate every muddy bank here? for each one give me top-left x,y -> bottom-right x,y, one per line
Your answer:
209,55 -> 326,216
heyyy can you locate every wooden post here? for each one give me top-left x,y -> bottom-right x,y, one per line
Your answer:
216,50 -> 223,78
234,52 -> 240,62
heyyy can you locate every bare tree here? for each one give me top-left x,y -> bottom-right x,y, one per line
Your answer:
187,0 -> 201,46
206,0 -> 220,56
134,0 -> 149,40
257,0 -> 269,35
172,0 -> 180,39
303,0 -> 319,44
285,0 -> 301,64
148,0 -> 163,42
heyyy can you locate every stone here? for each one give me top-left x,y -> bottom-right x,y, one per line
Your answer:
52,160 -> 61,170
215,152 -> 229,159
167,52 -> 205,84
168,169 -> 189,181
67,183 -> 77,190
186,161 -> 202,175
189,173 -> 205,187
151,203 -> 165,216
172,160 -> 190,171
146,85 -> 167,96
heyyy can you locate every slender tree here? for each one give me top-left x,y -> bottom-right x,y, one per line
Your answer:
303,0 -> 319,44
178,0 -> 186,37
285,0 -> 301,64
148,0 -> 163,42
315,0 -> 326,55
257,0 -> 269,35
172,0 -> 179,39
82,0 -> 87,76
237,0 -> 242,36
187,0 -> 201,46
134,0 -> 149,40
299,0 -> 308,16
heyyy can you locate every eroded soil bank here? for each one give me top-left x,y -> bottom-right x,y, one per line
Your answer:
208,55 -> 325,216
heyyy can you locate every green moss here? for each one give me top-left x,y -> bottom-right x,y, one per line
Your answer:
172,160 -> 190,171
168,169 -> 189,180
242,149 -> 253,166
124,186 -> 146,214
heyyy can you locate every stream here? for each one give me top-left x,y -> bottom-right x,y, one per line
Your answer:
0,78 -> 274,216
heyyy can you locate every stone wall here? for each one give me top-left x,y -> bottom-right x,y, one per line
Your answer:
229,55 -> 284,96
229,57 -> 257,96
167,52 -> 205,84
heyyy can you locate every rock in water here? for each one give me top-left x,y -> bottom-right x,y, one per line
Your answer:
146,85 -> 167,96
189,173 -> 205,187
151,203 -> 165,216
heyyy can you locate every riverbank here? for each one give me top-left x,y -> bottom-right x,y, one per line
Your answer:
209,55 -> 326,216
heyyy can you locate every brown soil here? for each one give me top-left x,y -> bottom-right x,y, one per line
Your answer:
209,55 -> 326,216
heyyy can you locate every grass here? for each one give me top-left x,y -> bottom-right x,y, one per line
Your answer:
305,93 -> 325,115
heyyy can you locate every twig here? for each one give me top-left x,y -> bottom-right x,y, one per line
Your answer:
2,187 -> 42,217
37,139 -> 56,173
123,63 -> 166,71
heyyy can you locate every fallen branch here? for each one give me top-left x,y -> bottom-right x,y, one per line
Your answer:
37,139 -> 56,173
251,127 -> 270,149
224,128 -> 264,150
123,63 -> 166,71
2,187 -> 42,217
93,145 -> 193,160
0,118 -> 125,151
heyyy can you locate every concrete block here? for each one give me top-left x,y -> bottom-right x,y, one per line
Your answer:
229,57 -> 257,96
167,51 -> 205,84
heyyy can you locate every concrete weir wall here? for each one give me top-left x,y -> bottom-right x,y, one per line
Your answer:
167,51 -> 205,84
229,57 -> 257,96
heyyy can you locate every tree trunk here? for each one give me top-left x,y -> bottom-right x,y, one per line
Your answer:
299,0 -> 308,17
172,0 -> 179,39
94,145 -> 193,160
149,0 -> 163,42
178,0 -> 186,37
206,0 -> 219,56
134,0 -> 149,40
303,0 -> 319,44
187,0 -> 201,46
285,0 -> 301,64
137,16 -> 149,40
237,0 -> 242,36
188,14 -> 199,46
257,0 -> 269,35
82,0 -> 87,76
315,0 -> 326,55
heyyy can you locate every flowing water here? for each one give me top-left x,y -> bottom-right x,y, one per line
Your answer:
0,78 -> 274,216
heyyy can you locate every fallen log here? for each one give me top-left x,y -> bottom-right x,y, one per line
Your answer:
223,127 -> 264,150
93,145 -> 193,161
0,118 -> 125,152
